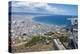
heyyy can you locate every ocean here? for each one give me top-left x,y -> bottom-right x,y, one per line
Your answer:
33,15 -> 78,26
11,12 -> 78,26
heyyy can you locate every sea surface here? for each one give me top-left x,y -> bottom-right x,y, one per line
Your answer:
33,15 -> 77,26
11,12 -> 78,26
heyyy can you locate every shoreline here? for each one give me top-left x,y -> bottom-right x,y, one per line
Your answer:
32,16 -> 66,28
11,15 -> 67,40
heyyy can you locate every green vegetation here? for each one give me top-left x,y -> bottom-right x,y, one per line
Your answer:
12,31 -> 69,53
24,35 -> 53,47
59,36 -> 68,43
24,31 -> 68,47
25,36 -> 42,47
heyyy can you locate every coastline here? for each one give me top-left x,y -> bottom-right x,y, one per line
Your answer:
10,15 -> 78,53
11,15 -> 66,39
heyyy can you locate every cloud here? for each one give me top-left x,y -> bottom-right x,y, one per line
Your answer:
11,1 -> 66,15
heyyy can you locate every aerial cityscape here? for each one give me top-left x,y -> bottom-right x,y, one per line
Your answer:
9,1 -> 78,53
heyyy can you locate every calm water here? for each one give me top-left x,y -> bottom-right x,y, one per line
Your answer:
33,15 -> 78,26
11,12 -> 78,26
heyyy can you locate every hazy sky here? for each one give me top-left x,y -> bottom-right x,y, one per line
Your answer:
11,1 -> 78,16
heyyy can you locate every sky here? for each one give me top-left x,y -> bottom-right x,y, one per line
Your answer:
11,1 -> 78,16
